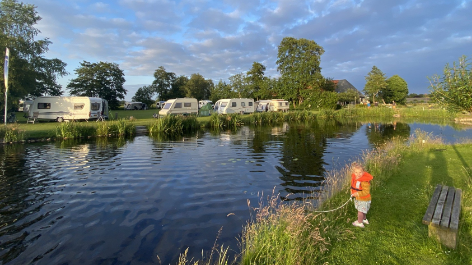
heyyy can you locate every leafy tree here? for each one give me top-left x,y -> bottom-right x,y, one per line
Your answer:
169,75 -> 187,99
276,37 -> 325,106
67,61 -> 126,109
364,66 -> 387,104
383,75 -> 408,104
429,55 -> 472,112
184,73 -> 211,100
152,66 -> 175,101
132,85 -> 155,107
229,73 -> 250,98
0,0 -> 67,108
210,80 -> 234,102
246,62 -> 266,100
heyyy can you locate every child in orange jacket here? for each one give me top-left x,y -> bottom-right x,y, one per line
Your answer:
351,163 -> 373,228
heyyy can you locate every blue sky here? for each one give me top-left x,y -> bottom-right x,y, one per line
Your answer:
23,0 -> 472,101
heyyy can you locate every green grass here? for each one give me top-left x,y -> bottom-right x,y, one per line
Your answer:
240,132 -> 472,265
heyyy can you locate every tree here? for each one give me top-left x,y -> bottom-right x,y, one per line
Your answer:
364,66 -> 387,103
184,73 -> 211,100
67,61 -> 126,109
0,0 -> 67,108
169,75 -> 187,99
429,55 -> 472,112
383,75 -> 408,104
132,85 -> 155,107
276,37 -> 325,106
152,66 -> 175,101
210,80 -> 234,102
246,62 -> 266,100
338,88 -> 360,105
229,73 -> 250,98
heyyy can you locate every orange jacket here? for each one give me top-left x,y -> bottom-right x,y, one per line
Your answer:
351,172 -> 373,201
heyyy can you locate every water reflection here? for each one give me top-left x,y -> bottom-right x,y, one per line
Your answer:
0,121 -> 470,264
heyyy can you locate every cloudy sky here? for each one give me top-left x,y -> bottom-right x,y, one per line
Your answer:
23,0 -> 472,101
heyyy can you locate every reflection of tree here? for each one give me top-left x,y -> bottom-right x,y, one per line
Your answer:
277,119 -> 361,200
365,122 -> 411,146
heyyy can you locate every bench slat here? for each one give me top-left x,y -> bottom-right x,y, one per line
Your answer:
450,189 -> 462,231
440,187 -> 455,228
431,186 -> 448,227
422,185 -> 443,225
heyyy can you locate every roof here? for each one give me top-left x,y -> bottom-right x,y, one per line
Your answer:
333,79 -> 365,98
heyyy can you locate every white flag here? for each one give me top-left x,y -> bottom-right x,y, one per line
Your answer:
4,47 -> 9,91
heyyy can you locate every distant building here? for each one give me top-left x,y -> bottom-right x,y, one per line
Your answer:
333,79 -> 366,103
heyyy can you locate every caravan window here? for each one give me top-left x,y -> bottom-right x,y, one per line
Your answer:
184,102 -> 191,107
38,103 -> 51,109
220,102 -> 227,108
91,103 -> 100,111
163,103 -> 172,109
249,102 -> 253,106
232,102 -> 237,107
74,103 -> 85,110
175,103 -> 182,108
241,102 -> 246,107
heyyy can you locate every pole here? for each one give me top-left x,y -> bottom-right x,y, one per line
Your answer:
4,48 -> 9,125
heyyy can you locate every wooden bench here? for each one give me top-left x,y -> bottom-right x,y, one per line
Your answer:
422,184 -> 462,249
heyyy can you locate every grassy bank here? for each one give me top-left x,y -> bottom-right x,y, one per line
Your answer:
238,131 -> 472,265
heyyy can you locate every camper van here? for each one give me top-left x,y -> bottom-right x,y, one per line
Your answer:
124,102 -> 147,110
215,98 -> 255,114
28,96 -> 108,122
159,98 -> 198,116
198,100 -> 213,109
255,100 -> 271,112
268,99 -> 290,112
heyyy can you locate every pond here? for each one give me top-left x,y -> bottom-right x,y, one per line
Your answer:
0,120 -> 471,264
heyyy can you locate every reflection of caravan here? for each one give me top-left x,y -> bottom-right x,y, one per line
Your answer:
28,96 -> 108,122
124,102 -> 147,110
215,98 -> 254,114
255,100 -> 271,112
269,99 -> 290,112
159,98 -> 198,116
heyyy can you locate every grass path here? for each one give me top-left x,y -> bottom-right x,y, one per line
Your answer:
325,144 -> 472,264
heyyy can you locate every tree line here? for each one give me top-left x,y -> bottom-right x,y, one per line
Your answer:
2,0 -> 469,113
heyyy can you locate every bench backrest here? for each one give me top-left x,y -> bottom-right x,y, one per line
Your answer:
422,184 -> 462,231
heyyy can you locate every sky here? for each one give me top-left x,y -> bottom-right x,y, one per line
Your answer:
22,0 -> 472,101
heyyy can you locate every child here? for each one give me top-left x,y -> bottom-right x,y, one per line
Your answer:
350,163 -> 373,228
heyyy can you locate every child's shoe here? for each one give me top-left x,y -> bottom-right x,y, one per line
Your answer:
363,219 -> 369,225
352,221 -> 365,228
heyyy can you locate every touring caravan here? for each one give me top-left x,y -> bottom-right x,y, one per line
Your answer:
215,98 -> 255,114
198,100 -> 213,109
19,99 -> 33,113
255,100 -> 271,112
159,98 -> 198,116
268,99 -> 290,112
28,96 -> 108,122
124,102 -> 147,110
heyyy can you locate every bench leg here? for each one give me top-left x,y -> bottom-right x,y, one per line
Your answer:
428,225 -> 457,249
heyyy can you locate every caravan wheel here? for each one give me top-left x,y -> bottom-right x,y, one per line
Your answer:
57,117 -> 64,122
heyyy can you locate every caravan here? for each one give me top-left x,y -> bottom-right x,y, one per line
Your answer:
255,100 -> 271,112
215,98 -> 255,114
268,99 -> 290,112
28,96 -> 108,122
124,102 -> 147,110
159,98 -> 198,116
198,100 -> 213,109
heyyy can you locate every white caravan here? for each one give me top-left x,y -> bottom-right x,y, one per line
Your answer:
19,99 -> 33,113
198,100 -> 213,109
268,99 -> 290,112
28,96 -> 108,122
215,98 -> 255,114
255,100 -> 271,112
159,98 -> 198,116
124,102 -> 147,110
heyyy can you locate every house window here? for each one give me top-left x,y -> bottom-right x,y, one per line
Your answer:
74,103 -> 85,110
232,102 -> 237,107
249,102 -> 253,106
175,103 -> 182,108
184,102 -> 191,107
241,102 -> 246,107
91,103 -> 100,111
38,103 -> 51,109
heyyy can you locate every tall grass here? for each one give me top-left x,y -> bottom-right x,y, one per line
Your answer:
148,115 -> 199,135
0,124 -> 26,143
284,110 -> 316,122
96,119 -> 136,137
55,122 -> 95,139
